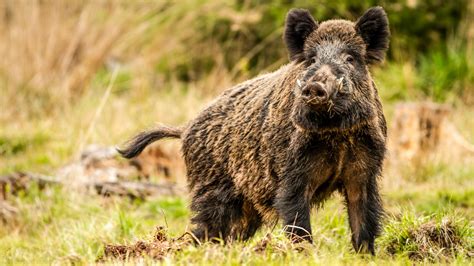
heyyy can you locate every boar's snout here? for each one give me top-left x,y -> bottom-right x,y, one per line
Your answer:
301,82 -> 329,103
298,64 -> 346,106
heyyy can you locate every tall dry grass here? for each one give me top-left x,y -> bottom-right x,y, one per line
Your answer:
0,1 -> 256,171
1,1 -> 122,119
0,1 -> 270,124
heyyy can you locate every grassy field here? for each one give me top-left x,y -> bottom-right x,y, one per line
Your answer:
0,86 -> 473,264
0,1 -> 473,265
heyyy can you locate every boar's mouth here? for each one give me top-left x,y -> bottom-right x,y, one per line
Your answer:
291,103 -> 369,133
291,78 -> 373,133
296,77 -> 347,113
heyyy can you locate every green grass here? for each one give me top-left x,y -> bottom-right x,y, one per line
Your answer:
380,211 -> 473,263
1,148 -> 474,265
1,184 -> 472,264
0,184 -> 189,264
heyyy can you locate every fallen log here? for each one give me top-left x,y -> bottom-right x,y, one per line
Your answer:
0,172 -> 184,201
0,172 -> 59,200
94,181 -> 184,200
0,172 -> 184,222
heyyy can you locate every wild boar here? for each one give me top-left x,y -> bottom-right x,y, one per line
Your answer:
119,6 -> 390,254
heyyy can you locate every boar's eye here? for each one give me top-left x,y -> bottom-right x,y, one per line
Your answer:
310,57 -> 316,64
345,55 -> 354,64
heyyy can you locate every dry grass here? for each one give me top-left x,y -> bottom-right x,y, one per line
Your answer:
0,0 -> 243,173
0,1 -> 137,120
0,1 -> 125,119
0,1 -> 247,123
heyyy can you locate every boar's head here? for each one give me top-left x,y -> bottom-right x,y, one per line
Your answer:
286,7 -> 390,132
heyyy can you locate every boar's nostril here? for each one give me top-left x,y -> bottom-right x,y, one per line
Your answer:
301,87 -> 312,98
301,83 -> 328,103
312,83 -> 328,101
315,87 -> 327,99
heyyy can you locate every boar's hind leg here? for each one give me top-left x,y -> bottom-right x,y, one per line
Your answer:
189,179 -> 245,243
233,202 -> 263,241
274,175 -> 313,243
343,176 -> 383,255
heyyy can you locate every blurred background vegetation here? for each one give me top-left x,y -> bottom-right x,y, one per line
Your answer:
1,0 -> 473,115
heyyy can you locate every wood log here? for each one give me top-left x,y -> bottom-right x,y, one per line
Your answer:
94,181 -> 183,200
0,172 -> 184,221
0,172 -> 59,200
0,172 -> 184,201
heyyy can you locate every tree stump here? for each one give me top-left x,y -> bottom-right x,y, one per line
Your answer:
388,102 -> 474,164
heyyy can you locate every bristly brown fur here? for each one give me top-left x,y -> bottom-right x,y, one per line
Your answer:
117,125 -> 182,159
119,6 -> 390,255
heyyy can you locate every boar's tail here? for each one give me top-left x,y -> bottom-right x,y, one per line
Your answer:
117,125 -> 183,159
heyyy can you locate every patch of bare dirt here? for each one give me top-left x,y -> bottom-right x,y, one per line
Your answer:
251,233 -> 312,255
253,234 -> 285,253
98,226 -> 194,261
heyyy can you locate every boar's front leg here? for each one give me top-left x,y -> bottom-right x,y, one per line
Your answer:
274,172 -> 312,243
343,173 -> 383,255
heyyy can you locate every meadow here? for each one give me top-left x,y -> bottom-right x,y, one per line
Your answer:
0,1 -> 473,264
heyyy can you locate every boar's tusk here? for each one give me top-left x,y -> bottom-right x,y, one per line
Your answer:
296,79 -> 303,88
337,77 -> 344,90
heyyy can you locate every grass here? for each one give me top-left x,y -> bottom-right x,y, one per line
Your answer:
0,172 -> 472,264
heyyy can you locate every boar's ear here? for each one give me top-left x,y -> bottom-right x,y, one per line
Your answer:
284,9 -> 318,62
356,6 -> 390,64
